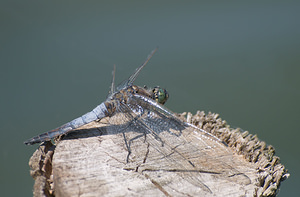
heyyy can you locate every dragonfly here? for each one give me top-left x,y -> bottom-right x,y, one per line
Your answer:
24,49 -> 251,194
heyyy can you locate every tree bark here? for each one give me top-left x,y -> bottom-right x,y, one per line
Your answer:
28,111 -> 289,197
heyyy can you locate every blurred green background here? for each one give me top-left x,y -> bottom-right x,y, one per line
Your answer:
1,1 -> 299,196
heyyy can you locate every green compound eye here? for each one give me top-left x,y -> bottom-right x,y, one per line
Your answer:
152,86 -> 169,105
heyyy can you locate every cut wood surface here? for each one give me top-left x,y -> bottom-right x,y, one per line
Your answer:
28,111 -> 289,197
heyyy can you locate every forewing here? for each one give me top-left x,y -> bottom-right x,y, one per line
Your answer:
116,48 -> 158,91
105,94 -> 251,193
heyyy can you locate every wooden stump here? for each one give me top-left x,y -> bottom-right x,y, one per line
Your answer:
28,111 -> 289,197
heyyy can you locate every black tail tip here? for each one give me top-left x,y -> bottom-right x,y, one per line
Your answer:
24,139 -> 39,145
24,141 -> 33,145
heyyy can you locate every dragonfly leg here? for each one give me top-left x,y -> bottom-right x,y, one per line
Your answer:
122,132 -> 132,163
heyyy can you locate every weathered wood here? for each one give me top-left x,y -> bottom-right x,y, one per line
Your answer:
28,111 -> 289,197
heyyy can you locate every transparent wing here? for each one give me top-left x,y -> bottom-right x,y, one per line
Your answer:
105,94 -> 251,194
116,48 -> 158,91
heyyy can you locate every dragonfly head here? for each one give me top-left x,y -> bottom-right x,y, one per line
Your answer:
152,86 -> 169,105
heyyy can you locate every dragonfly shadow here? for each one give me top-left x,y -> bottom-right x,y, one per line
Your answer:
61,114 -> 186,144
61,127 -> 104,141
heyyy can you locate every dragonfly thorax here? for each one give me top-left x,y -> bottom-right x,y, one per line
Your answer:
130,85 -> 169,105
111,85 -> 169,106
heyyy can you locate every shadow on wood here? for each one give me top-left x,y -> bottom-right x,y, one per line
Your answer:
28,111 -> 289,197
